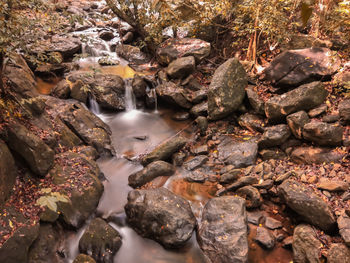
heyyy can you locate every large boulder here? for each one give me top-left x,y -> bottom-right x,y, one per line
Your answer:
0,141 -> 17,205
278,180 -> 336,232
155,82 -> 192,109
128,161 -> 175,188
157,38 -> 211,65
265,82 -> 328,122
303,121 -> 343,146
208,58 -> 247,120
197,196 -> 248,263
5,122 -> 54,177
141,136 -> 187,165
79,218 -> 122,263
292,224 -> 322,263
263,47 -> 340,87
124,187 -> 196,248
217,137 -> 258,168
166,56 -> 196,79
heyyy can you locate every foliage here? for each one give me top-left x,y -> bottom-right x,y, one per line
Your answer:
36,188 -> 69,212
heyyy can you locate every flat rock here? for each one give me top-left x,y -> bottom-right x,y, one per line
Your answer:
265,217 -> 283,230
247,211 -> 264,225
217,176 -> 259,196
291,146 -> 345,164
254,227 -> 275,249
198,196 -> 248,263
303,121 -> 343,146
258,124 -> 291,148
183,155 -> 208,171
317,180 -> 349,192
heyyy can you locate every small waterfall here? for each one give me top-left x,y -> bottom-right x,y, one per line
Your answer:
125,80 -> 136,112
150,89 -> 158,113
89,96 -> 101,115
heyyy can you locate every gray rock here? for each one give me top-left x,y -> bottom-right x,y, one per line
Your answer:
36,35 -> 82,59
190,101 -> 208,116
292,224 -> 322,263
278,180 -> 336,232
195,116 -> 208,135
220,169 -> 241,184
129,161 -> 175,188
156,82 -> 192,109
186,169 -> 207,183
265,217 -> 283,230
236,186 -> 262,208
0,140 -> 17,205
184,155 -> 208,171
265,82 -> 328,122
246,86 -> 265,115
254,227 -> 275,249
131,75 -> 148,98
217,176 -> 259,196
79,218 -> 122,263
258,124 -> 291,148
287,111 -> 310,139
247,211 -> 264,225
141,136 -> 187,165
339,99 -> 350,123
291,147 -> 345,164
238,113 -> 265,132
308,104 -> 327,118
327,243 -> 350,263
125,188 -> 196,248
303,121 -> 343,146
116,44 -> 150,64
166,56 -> 196,79
263,47 -> 340,87
208,58 -> 247,120
198,196 -> 248,263
337,211 -> 350,246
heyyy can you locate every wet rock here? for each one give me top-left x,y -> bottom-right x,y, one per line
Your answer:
255,227 -> 275,249
157,38 -> 211,65
73,254 -> 96,263
265,217 -> 283,230
0,208 -> 40,263
156,82 -> 192,109
128,161 -> 175,188
125,187 -> 196,248
286,111 -> 310,139
247,211 -> 264,225
258,124 -> 291,148
28,224 -> 61,263
186,169 -> 207,183
246,86 -> 265,115
122,31 -> 134,44
236,186 -> 262,208
218,137 -> 258,168
0,140 -> 17,205
278,180 -> 336,232
220,169 -> 241,184
259,148 -> 286,161
166,56 -> 196,79
51,79 -> 71,99
172,152 -> 187,166
190,101 -> 208,117
292,224 -> 322,263
303,121 -> 343,146
198,196 -> 248,263
217,176 -> 259,196
308,104 -> 327,118
75,146 -> 99,160
263,47 -> 340,87
327,243 -> 350,263
184,155 -> 208,171
70,80 -> 88,103
141,136 -> 187,165
131,75 -> 148,98
5,122 -> 54,176
98,57 -> 120,66
238,113 -> 265,132
339,99 -> 350,123
116,44 -> 150,64
337,211 -> 350,246
99,31 -> 115,41
190,89 -> 207,104
317,180 -> 349,192
172,112 -> 190,121
79,218 -> 122,263
208,58 -> 247,120
291,146 -> 345,164
265,82 -> 328,122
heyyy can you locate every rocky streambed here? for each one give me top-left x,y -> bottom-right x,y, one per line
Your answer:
1,1 -> 350,263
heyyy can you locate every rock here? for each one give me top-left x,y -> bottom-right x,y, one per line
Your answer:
75,146 -> 99,160
27,224 -> 61,263
292,224 -> 322,263
166,56 -> 196,79
79,218 -> 122,263
131,75 -> 148,98
322,114 -> 340,123
278,180 -> 336,232
208,58 -> 247,120
253,179 -> 274,190
246,86 -> 265,115
217,176 -> 259,196
263,47 -> 340,87
128,161 -> 175,188
265,82 -> 328,122
70,80 -> 88,103
317,180 -> 349,192
99,31 -> 115,41
116,44 -> 150,64
172,152 -> 187,166
5,122 -> 54,176
339,99 -> 350,123
218,137 -> 258,168
259,148 -> 286,161
0,208 -> 40,263
337,211 -> 350,246
236,186 -> 262,208
198,196 -> 248,263
157,38 -> 210,65
141,136 -> 187,165
0,141 -> 17,205
98,57 -> 120,66
238,113 -> 265,132
282,236 -> 293,248
51,79 -> 71,99
275,171 -> 295,184
190,89 -> 207,104
122,31 -> 134,44
220,169 -> 241,184
192,145 -> 208,155
125,188 -> 196,248
308,104 -> 327,118
186,169 -> 207,183
255,227 -> 275,249
156,82 -> 192,109
303,121 -> 343,146
38,35 -> 82,59
195,116 -> 208,135
291,146 -> 345,164
287,111 -> 310,139
184,155 -> 208,171
265,217 -> 283,230
190,101 -> 208,116
258,124 -> 291,148
73,254 -> 96,263
327,243 -> 350,263
247,211 -> 264,225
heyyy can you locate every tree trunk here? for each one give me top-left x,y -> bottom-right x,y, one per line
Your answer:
0,52 -> 4,95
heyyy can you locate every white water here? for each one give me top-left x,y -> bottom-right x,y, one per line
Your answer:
125,80 -> 137,112
89,96 -> 101,115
